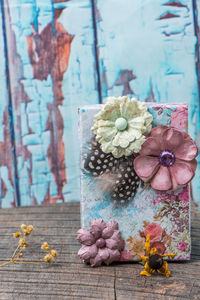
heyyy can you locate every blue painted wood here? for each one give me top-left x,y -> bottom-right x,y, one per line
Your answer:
0,1 -> 16,208
95,0 -> 200,205
0,0 -> 199,207
192,0 -> 200,206
3,0 -> 99,206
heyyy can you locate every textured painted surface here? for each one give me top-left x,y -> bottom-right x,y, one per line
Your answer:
2,0 -> 98,206
95,0 -> 200,204
80,103 -> 190,261
0,2 -> 16,208
0,0 -> 199,207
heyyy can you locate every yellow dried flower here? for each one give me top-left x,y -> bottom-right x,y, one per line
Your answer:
19,238 -> 27,246
140,234 -> 176,277
44,254 -> 52,263
21,224 -> 27,231
50,250 -> 57,258
23,229 -> 31,237
41,242 -> 50,252
20,246 -> 26,251
13,232 -> 21,238
18,253 -> 23,258
27,225 -> 34,232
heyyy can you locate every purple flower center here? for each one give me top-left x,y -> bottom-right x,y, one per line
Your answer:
159,150 -> 175,167
96,238 -> 106,248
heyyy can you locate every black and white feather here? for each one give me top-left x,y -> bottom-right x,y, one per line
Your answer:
83,137 -> 140,203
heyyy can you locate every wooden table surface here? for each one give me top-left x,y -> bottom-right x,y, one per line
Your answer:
0,202 -> 199,300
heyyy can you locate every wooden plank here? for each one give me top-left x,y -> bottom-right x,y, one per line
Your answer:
0,202 -> 199,299
2,0 -> 99,206
94,0 -> 200,206
0,1 -> 17,208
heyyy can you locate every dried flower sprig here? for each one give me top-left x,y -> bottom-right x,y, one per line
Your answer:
0,224 -> 58,268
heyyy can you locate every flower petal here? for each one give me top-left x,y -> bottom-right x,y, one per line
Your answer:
106,231 -> 122,250
106,231 -> 123,250
112,132 -> 123,147
119,138 -> 130,149
134,156 -> 160,178
78,245 -> 93,261
104,249 -> 120,265
90,219 -> 107,239
140,137 -> 162,156
170,161 -> 194,186
150,126 -> 168,138
101,141 -> 114,153
174,139 -> 198,161
97,126 -> 117,142
98,248 -> 110,261
127,127 -> 142,140
102,227 -> 115,239
77,228 -> 95,246
102,221 -> 119,239
90,253 -> 103,267
169,168 -> 179,191
128,116 -> 145,130
151,166 -> 172,191
120,97 -> 138,120
162,128 -> 183,151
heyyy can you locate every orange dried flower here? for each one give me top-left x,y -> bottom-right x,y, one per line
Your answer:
13,232 -> 21,238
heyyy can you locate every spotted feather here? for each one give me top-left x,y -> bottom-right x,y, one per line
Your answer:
83,137 -> 140,203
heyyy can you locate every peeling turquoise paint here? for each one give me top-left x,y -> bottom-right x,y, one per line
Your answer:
0,0 -> 199,207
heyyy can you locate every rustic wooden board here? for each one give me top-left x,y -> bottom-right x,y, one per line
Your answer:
0,201 -> 199,299
94,0 -> 200,205
2,0 -> 99,207
0,1 -> 17,208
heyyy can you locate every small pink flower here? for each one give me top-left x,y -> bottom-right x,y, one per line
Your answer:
178,186 -> 189,202
171,107 -> 188,130
77,219 -> 124,267
134,126 -> 198,191
144,223 -> 163,243
177,241 -> 187,251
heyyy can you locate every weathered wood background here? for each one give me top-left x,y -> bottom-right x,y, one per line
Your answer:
0,201 -> 199,299
0,0 -> 200,208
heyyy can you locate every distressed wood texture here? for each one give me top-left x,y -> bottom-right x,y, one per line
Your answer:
95,0 -> 200,205
2,0 -> 99,207
0,201 -> 199,299
0,2 -> 17,208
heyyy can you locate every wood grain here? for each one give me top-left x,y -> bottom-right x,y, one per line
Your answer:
0,201 -> 199,299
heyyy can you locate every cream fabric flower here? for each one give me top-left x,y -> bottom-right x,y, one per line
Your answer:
92,96 -> 153,158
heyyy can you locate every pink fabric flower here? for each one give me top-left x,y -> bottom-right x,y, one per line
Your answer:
144,223 -> 163,243
177,241 -> 187,251
134,126 -> 198,191
171,107 -> 188,130
77,219 -> 124,267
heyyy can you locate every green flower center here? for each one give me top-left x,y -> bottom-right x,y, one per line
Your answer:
115,117 -> 128,131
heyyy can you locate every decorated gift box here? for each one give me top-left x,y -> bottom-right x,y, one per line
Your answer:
78,97 -> 198,267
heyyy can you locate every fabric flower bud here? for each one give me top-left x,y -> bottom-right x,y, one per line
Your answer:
77,228 -> 95,246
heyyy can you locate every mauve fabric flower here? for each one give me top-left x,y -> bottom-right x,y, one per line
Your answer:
77,219 -> 124,267
134,126 -> 198,191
